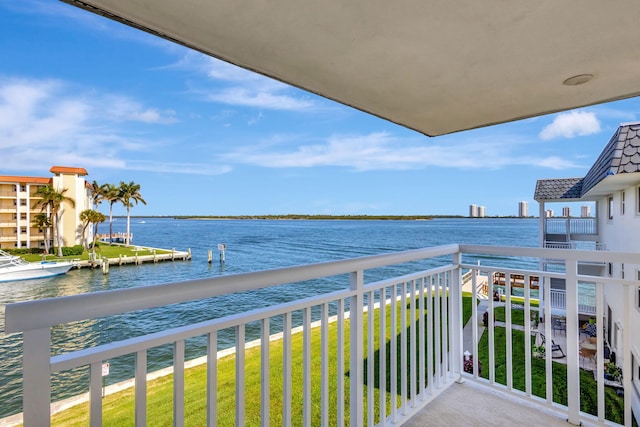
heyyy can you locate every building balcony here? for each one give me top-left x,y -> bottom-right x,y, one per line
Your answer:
3,245 -> 639,426
544,217 -> 598,236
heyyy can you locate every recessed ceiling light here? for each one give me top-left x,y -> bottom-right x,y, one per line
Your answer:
563,74 -> 594,86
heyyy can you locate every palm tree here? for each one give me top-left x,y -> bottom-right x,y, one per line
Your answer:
119,181 -> 146,246
103,184 -> 121,245
89,181 -> 107,239
35,185 -> 75,257
79,209 -> 106,249
31,212 -> 52,254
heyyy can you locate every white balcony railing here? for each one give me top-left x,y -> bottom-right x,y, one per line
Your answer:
547,288 -> 597,315
544,241 -> 606,251
545,217 -> 597,235
3,245 -> 639,426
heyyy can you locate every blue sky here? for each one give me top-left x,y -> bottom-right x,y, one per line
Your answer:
2,1 -> 639,217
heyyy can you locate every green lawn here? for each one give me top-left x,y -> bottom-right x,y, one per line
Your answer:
43,293 -> 474,426
20,244 -> 171,262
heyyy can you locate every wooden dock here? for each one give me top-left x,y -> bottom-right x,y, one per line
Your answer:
77,247 -> 191,272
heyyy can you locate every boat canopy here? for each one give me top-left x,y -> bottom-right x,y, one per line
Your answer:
63,0 -> 640,136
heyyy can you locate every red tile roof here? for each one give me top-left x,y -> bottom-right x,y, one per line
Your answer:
0,176 -> 52,184
50,166 -> 88,176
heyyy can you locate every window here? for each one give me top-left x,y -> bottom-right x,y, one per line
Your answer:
20,185 -> 26,192
620,191 -> 625,215
19,199 -> 26,206
20,213 -> 26,220
608,196 -> 614,220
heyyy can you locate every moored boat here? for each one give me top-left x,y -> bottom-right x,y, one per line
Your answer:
0,249 -> 77,283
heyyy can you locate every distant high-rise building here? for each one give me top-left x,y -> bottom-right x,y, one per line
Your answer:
518,201 -> 528,217
562,206 -> 571,217
478,206 -> 486,218
581,205 -> 591,217
545,209 -> 554,218
469,204 -> 478,218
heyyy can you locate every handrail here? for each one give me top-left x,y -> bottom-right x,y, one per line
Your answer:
5,244 -> 460,333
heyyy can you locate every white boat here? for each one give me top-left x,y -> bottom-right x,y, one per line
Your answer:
0,250 -> 77,283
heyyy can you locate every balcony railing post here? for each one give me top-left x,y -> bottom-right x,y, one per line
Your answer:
451,252 -> 463,382
564,259 -> 580,426
622,285 -> 633,427
349,270 -> 364,426
22,327 -> 51,427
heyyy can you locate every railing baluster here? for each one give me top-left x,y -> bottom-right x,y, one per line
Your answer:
400,281 -> 408,413
390,283 -> 398,423
367,291 -> 374,426
349,270 -> 364,427
418,278 -> 425,395
337,299 -> 345,427
622,285 -> 633,427
136,350 -> 148,426
505,273 -> 513,390
207,331 -> 217,427
283,312 -> 292,426
595,282 -> 604,422
524,274 -> 532,397
543,275 -> 553,403
426,275 -> 433,394
22,327 -> 51,427
442,272 -> 449,377
471,268 -> 479,377
89,361 -> 102,427
321,303 -> 329,427
260,320 -> 270,427
565,259 -> 580,425
303,307 -> 311,427
409,279 -> 417,406
378,288 -> 387,423
488,270 -> 495,385
434,274 -> 441,388
450,255 -> 462,381
174,339 -> 185,427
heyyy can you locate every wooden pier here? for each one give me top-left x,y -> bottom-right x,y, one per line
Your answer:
78,247 -> 191,272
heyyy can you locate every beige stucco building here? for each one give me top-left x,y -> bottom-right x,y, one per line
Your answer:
0,166 -> 92,250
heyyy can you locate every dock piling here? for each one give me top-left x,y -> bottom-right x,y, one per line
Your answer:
218,243 -> 226,264
208,250 -> 213,264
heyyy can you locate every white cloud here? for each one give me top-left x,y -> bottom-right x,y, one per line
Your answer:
101,95 -> 177,124
220,132 -> 579,171
0,76 -> 222,175
176,52 -> 317,111
539,111 -> 601,140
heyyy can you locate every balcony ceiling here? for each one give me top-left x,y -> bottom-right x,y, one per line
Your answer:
63,0 -> 640,136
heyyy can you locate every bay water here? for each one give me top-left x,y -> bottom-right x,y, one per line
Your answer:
0,217 -> 539,418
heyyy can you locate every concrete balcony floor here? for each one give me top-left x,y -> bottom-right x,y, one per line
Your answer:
406,380 -> 598,427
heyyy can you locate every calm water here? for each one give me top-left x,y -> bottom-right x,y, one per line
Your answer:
0,217 -> 539,418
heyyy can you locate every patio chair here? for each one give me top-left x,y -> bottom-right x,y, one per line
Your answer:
540,334 -> 565,358
551,317 -> 566,336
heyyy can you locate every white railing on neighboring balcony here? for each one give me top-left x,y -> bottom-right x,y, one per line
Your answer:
544,241 -> 606,251
545,217 -> 597,235
547,288 -> 597,315
3,245 -> 639,426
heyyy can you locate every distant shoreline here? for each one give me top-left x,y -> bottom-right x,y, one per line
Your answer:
116,215 -> 539,220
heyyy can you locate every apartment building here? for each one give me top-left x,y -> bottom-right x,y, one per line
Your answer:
534,122 -> 640,419
0,166 -> 92,250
